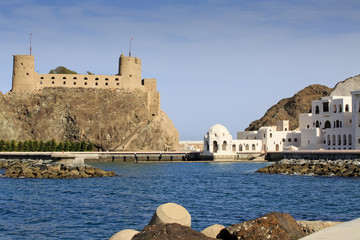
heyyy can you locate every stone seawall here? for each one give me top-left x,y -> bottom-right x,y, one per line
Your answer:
257,159 -> 360,177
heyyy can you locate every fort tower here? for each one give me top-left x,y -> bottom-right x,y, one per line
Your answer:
12,55 -> 36,93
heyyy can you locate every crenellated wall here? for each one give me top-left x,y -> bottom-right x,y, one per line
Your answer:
11,53 -> 161,116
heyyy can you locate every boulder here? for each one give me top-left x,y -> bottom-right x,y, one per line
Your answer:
109,229 -> 139,240
217,212 -> 306,240
148,203 -> 191,227
201,224 -> 225,238
132,223 -> 215,240
297,220 -> 342,235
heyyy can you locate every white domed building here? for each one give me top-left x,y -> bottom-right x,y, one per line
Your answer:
203,124 -> 233,154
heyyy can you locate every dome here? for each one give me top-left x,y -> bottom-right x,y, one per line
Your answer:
207,124 -> 230,136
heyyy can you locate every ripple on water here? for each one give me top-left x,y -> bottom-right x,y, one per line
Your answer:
1,162 -> 360,239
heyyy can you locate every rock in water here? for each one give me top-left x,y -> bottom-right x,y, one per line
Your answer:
109,229 -> 139,240
148,202 -> 191,227
217,212 -> 306,240
132,223 -> 216,240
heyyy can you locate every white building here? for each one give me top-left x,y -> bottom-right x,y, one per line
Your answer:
203,91 -> 360,157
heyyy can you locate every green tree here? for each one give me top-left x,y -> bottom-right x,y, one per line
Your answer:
4,141 -> 11,151
22,141 -> 29,152
38,140 -> 45,152
64,140 -> 71,152
49,139 -> 57,152
74,142 -> 81,152
49,66 -> 77,74
17,141 -> 23,152
87,142 -> 94,152
10,140 -> 16,152
80,141 -> 87,152
32,140 -> 39,152
56,141 -> 64,151
0,140 -> 4,151
86,71 -> 94,75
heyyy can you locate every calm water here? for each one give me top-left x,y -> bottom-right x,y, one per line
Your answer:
1,162 -> 360,240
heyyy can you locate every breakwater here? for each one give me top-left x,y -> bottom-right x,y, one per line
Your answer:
266,150 -> 360,162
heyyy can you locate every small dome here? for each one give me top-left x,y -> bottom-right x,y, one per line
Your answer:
207,124 -> 230,136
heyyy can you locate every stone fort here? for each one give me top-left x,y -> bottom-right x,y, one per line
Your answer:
11,54 -> 160,116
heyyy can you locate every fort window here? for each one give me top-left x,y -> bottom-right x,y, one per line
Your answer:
115,78 -> 119,81
73,82 -> 76,85
51,76 -> 55,79
324,121 -> 331,129
84,82 -> 87,86
222,141 -> 227,151
52,81 -> 54,84
270,133 -> 272,138
95,78 -> 99,80
345,104 -> 349,112
141,79 -> 144,85
73,77 -> 77,80
315,106 -> 320,114
63,77 -> 66,79
26,73 -> 29,75
105,82 -> 108,86
213,141 -> 218,153
116,83 -> 120,86
349,135 -> 352,145
40,81 -> 42,84
40,77 -> 44,79
323,102 -> 329,112
84,77 -> 88,80
63,81 -> 66,85
105,78 -> 109,81
95,82 -> 98,86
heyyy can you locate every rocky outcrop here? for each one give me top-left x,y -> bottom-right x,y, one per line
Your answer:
257,159 -> 360,177
1,87 -> 179,151
297,220 -> 341,235
217,212 -> 306,240
0,159 -> 116,178
132,223 -> 216,240
246,85 -> 332,131
330,74 -> 360,96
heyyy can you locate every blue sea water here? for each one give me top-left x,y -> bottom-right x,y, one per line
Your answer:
0,162 -> 360,240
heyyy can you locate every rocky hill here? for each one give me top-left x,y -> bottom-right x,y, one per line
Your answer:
245,84 -> 333,131
0,88 -> 179,151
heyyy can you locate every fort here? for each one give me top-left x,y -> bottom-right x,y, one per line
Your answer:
11,54 -> 160,116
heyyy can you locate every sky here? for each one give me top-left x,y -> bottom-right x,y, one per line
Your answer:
1,0 -> 360,140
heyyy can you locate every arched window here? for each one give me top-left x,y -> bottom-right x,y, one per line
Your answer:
205,141 -> 209,151
282,138 -> 285,142
345,104 -> 349,112
343,135 -> 347,145
51,76 -> 55,79
315,105 -> 320,114
95,77 -> 99,80
40,77 -> 44,79
349,135 -> 352,145
245,144 -> 249,151
294,138 -> 298,142
73,82 -> 76,85
316,121 -> 320,128
332,135 -> 336,145
95,82 -> 98,86
333,105 -> 337,113
73,77 -> 77,80
339,104 -> 342,113
84,82 -> 87,85
340,121 -> 342,127
324,121 -> 331,129
336,120 -> 340,128
327,135 -> 331,145
222,141 -> 227,151
105,82 -> 108,86
252,144 -> 255,151
239,145 -> 243,151
338,135 -> 341,145
288,138 -> 292,142
213,141 -> 218,153
84,77 -> 88,80
63,77 -> 66,79
232,144 -> 236,152
63,81 -> 66,85
115,78 -> 119,81
275,144 -> 280,151
117,83 -> 120,86
105,78 -> 109,81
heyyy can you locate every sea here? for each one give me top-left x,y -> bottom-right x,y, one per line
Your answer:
1,161 -> 360,240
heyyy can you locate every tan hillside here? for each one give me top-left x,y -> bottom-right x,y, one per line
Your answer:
0,87 -> 179,151
245,84 -> 333,131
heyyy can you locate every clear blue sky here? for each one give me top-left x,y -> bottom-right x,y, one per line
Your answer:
1,0 -> 360,140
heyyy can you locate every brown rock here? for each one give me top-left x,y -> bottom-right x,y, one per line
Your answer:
246,85 -> 332,131
217,212 -> 306,240
132,223 -> 215,240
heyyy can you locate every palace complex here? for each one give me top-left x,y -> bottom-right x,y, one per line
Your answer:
11,54 -> 160,116
203,90 -> 360,157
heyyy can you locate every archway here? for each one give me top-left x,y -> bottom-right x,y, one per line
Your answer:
213,141 -> 218,153
325,121 -> 331,129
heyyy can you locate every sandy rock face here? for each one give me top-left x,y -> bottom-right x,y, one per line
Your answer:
217,212 -> 306,240
330,74 -> 360,96
148,202 -> 192,227
1,88 -> 179,151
